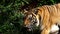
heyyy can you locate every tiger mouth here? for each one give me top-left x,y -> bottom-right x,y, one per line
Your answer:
27,28 -> 33,31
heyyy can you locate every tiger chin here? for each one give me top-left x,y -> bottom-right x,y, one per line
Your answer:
23,3 -> 60,34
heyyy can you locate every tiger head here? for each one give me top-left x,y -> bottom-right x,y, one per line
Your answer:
23,9 -> 41,31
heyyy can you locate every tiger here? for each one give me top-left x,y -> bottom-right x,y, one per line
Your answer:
23,3 -> 60,34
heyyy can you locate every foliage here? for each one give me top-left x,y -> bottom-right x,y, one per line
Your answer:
0,0 -> 60,34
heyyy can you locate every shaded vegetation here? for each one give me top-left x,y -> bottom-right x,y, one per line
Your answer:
0,0 -> 60,34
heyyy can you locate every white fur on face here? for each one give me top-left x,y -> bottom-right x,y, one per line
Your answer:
35,15 -> 39,26
50,24 -> 59,33
28,15 -> 32,18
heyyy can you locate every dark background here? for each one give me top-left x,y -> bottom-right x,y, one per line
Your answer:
0,0 -> 60,34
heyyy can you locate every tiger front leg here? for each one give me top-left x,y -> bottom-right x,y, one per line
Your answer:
41,28 -> 50,34
41,24 -> 51,34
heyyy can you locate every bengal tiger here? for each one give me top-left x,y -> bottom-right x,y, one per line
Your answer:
23,3 -> 60,34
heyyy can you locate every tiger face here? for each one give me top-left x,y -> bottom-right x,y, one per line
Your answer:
24,9 -> 40,31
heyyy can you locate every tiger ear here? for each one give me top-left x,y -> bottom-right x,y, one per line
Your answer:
23,9 -> 28,14
20,7 -> 29,14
